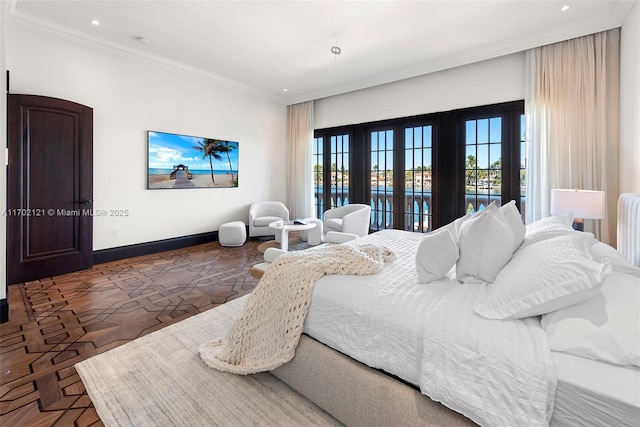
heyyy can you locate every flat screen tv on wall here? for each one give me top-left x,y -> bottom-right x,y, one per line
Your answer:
147,130 -> 239,189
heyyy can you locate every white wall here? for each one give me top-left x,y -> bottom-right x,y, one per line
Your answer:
315,53 -> 525,128
7,24 -> 287,251
620,0 -> 640,193
316,38 -> 638,198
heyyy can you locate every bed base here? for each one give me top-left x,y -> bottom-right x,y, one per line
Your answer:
272,334 -> 476,427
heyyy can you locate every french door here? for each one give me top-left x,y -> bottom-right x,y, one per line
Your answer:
368,123 -> 434,232
313,132 -> 352,220
314,100 -> 525,232
460,106 -> 525,219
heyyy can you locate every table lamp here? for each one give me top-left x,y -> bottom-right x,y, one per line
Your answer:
550,189 -> 606,231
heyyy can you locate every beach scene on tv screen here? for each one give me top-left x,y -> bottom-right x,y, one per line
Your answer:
147,131 -> 239,189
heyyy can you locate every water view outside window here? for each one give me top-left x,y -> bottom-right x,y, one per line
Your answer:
314,134 -> 350,220
404,125 -> 432,232
315,101 -> 523,233
370,130 -> 394,230
465,117 -> 502,213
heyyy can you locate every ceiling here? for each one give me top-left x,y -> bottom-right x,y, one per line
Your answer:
7,0 -> 636,105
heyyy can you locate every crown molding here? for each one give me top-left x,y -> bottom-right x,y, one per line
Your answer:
8,0 -> 635,107
7,8 -> 289,105
285,2 -> 634,104
611,0 -> 638,23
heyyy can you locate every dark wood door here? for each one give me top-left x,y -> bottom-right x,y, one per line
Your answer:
7,95 -> 93,284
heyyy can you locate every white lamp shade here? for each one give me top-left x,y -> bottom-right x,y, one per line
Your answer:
550,189 -> 606,219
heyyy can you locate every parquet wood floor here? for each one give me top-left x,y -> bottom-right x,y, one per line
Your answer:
0,239 -> 270,426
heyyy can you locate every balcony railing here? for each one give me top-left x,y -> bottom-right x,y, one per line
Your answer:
315,187 -> 526,231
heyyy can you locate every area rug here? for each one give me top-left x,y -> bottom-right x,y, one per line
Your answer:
256,232 -> 310,253
75,296 -> 340,426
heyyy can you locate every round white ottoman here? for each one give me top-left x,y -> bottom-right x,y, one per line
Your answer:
219,221 -> 247,247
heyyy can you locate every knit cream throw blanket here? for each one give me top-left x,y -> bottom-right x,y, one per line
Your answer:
199,243 -> 395,374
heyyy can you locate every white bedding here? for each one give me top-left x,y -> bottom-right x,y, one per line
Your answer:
420,283 -> 556,426
305,230 -> 439,385
551,351 -> 640,427
304,229 -> 556,426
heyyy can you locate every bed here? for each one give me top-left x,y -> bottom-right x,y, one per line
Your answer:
266,196 -> 640,427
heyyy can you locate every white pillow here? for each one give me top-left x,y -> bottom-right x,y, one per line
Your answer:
499,200 -> 525,252
324,231 -> 359,244
591,242 -> 640,278
526,214 -> 574,233
415,228 -> 459,284
521,215 -> 577,249
263,247 -> 287,263
541,271 -> 640,367
456,205 -> 515,283
474,234 -> 612,319
441,213 -> 471,241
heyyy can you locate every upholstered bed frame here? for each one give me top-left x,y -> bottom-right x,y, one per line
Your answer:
272,334 -> 475,426
271,193 -> 640,427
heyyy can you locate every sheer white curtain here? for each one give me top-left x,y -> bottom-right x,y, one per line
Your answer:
525,29 -> 620,244
286,101 -> 314,219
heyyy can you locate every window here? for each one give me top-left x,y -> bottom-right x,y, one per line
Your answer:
464,117 -> 503,214
458,103 -> 524,218
330,134 -> 349,208
314,101 -> 524,231
404,125 -> 433,232
370,129 -> 394,230
313,136 -> 324,218
367,125 -> 434,233
313,130 -> 352,220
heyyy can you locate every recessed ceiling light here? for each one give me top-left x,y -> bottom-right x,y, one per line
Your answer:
90,19 -> 100,26
560,5 -> 570,12
283,88 -> 288,92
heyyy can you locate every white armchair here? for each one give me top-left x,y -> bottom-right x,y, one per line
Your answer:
249,201 -> 289,239
323,204 -> 371,238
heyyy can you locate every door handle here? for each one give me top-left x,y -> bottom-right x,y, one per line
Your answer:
75,197 -> 92,206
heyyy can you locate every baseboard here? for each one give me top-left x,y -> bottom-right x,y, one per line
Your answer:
93,230 -> 219,265
0,298 -> 8,324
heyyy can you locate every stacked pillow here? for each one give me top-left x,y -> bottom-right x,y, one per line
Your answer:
416,209 -> 636,368
473,233 -> 611,319
455,201 -> 527,283
441,212 -> 471,241
415,201 -> 526,284
519,213 -> 577,249
455,203 -> 515,283
415,228 -> 459,284
499,200 -> 527,251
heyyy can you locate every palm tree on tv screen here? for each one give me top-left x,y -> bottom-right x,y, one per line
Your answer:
193,139 -> 221,184
217,141 -> 237,186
